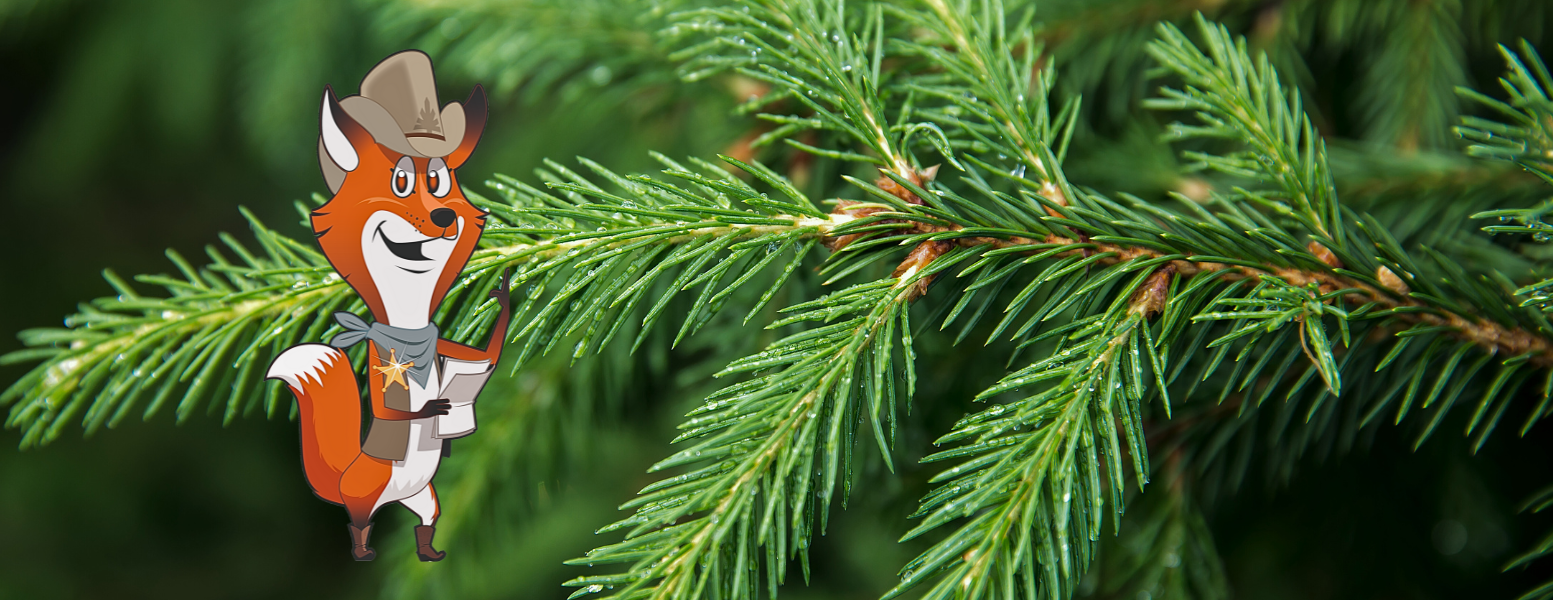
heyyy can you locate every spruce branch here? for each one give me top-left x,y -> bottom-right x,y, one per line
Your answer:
886,268 -> 1165,600
476,154 -> 842,364
887,17 -> 1553,600
877,191 -> 1551,597
895,0 -> 1079,189
675,0 -> 971,301
0,155 -> 846,447
675,0 -> 924,181
0,208 -> 359,448
1457,42 -> 1553,600
1146,16 -> 1341,243
1456,40 -> 1553,179
1139,18 -> 1553,369
1461,42 -> 1553,313
827,183 -> 1553,371
565,265 -> 944,600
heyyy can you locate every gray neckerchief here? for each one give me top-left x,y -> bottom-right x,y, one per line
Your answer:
328,311 -> 438,387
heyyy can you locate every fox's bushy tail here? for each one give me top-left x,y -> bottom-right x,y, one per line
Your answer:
266,344 -> 361,504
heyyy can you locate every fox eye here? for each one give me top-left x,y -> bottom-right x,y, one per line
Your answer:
428,158 -> 452,198
391,156 -> 415,198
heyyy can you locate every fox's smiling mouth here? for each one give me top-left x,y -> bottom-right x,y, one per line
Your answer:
374,223 -> 456,273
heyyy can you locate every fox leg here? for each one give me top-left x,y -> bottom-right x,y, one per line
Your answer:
401,483 -> 441,525
339,455 -> 394,526
403,484 -> 446,562
337,455 -> 392,561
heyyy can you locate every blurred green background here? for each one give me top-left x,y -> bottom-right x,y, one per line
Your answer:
4,0 -> 1553,599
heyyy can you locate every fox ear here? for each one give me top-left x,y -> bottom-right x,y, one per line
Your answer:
445,85 -> 486,169
320,86 -> 369,172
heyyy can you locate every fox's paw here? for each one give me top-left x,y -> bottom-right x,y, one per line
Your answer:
489,267 -> 512,311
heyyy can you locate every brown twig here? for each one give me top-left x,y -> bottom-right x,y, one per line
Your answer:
825,197 -> 1553,366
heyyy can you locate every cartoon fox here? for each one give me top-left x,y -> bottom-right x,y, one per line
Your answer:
264,51 -> 508,562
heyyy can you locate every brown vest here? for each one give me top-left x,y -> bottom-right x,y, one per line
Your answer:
360,352 -> 419,461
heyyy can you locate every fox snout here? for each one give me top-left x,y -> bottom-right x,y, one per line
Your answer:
392,201 -> 465,240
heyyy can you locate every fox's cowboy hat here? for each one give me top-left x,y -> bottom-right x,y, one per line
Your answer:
319,50 -> 483,193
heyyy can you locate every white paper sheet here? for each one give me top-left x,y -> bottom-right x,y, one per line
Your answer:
434,358 -> 492,439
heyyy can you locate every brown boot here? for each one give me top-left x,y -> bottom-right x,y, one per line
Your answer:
348,523 -> 376,561
414,525 -> 446,562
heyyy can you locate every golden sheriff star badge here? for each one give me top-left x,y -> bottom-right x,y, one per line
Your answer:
372,348 -> 415,392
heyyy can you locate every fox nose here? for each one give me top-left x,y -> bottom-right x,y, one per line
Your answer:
429,208 -> 456,229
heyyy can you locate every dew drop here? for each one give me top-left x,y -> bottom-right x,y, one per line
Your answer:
589,65 -> 613,86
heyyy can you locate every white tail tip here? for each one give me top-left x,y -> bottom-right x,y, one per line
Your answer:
267,344 -> 345,390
